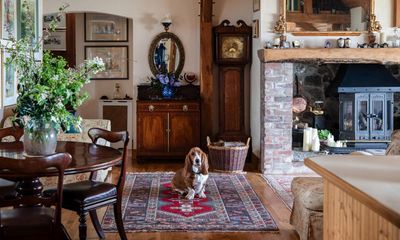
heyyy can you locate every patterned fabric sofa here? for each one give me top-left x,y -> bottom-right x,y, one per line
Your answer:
2,118 -> 112,188
290,177 -> 323,240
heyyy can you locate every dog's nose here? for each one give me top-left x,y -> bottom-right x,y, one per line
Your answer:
195,158 -> 200,164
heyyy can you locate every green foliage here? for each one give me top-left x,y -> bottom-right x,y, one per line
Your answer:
318,129 -> 331,140
6,4 -> 105,132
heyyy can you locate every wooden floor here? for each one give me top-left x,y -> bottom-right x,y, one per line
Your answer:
62,151 -> 299,240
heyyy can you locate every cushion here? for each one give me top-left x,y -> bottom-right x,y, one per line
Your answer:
291,177 -> 324,211
44,180 -> 117,207
0,207 -> 55,239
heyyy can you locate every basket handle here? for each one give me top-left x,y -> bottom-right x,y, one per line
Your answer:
207,136 -> 211,147
246,138 -> 251,147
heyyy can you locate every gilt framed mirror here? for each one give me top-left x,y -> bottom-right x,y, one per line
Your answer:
275,0 -> 381,36
148,32 -> 185,76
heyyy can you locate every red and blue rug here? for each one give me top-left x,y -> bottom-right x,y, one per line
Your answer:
101,172 -> 279,232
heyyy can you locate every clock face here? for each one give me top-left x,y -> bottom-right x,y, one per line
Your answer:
221,36 -> 245,59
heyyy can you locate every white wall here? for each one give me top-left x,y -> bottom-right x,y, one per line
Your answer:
250,0 -> 395,158
43,0 -> 253,149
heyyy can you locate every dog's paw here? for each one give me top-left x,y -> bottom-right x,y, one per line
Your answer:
198,192 -> 206,198
186,189 -> 195,200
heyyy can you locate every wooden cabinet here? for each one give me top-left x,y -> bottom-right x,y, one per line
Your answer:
98,100 -> 133,149
137,100 -> 200,161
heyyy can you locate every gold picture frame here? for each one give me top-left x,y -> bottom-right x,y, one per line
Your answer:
253,0 -> 260,12
253,19 -> 259,38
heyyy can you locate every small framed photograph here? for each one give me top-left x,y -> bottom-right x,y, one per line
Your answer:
18,0 -> 39,42
43,30 -> 67,51
85,13 -> 128,42
2,0 -> 18,39
85,46 -> 129,80
253,0 -> 260,12
43,12 -> 66,29
252,19 -> 259,38
3,50 -> 17,106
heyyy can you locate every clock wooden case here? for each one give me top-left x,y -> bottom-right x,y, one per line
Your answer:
214,20 -> 252,65
213,20 -> 252,147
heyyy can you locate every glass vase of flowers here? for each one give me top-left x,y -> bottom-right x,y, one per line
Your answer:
6,5 -> 105,156
150,72 -> 181,99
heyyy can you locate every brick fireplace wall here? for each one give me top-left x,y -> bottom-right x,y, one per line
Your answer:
260,63 -> 294,174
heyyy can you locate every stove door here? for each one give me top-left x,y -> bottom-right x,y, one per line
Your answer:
369,93 -> 386,140
355,94 -> 369,140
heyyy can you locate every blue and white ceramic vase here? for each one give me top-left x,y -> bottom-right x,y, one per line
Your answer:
162,85 -> 174,99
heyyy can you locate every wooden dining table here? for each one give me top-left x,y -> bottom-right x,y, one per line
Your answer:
0,141 -> 122,197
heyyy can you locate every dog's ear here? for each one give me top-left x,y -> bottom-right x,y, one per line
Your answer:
200,150 -> 209,175
183,151 -> 192,178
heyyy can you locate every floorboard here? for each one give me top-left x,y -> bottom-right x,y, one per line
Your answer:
62,151 -> 299,240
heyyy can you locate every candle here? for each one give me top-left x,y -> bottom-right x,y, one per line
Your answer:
380,32 -> 386,44
303,128 -> 312,151
274,37 -> 281,46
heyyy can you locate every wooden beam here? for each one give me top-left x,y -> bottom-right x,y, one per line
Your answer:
200,0 -> 214,147
396,0 -> 400,26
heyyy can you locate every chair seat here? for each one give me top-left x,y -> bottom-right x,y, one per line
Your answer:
45,180 -> 117,208
0,207 -> 55,238
0,178 -> 16,199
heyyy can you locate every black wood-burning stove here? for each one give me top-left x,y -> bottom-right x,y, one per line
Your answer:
338,64 -> 400,141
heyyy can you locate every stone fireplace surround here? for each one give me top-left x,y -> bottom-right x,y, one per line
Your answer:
258,48 -> 400,174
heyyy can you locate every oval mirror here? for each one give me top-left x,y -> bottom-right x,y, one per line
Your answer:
148,32 -> 185,76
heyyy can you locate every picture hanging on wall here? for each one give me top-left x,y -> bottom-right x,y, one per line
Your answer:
85,13 -> 128,42
253,0 -> 260,12
3,49 -> 17,106
18,0 -> 39,42
2,0 -> 17,39
253,19 -> 259,38
43,30 -> 67,51
43,12 -> 66,29
85,46 -> 129,80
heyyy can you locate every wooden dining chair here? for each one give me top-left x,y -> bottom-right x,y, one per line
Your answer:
0,153 -> 72,240
0,126 -> 24,199
46,128 -> 129,240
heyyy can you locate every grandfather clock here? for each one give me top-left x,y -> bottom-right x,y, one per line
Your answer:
214,20 -> 252,142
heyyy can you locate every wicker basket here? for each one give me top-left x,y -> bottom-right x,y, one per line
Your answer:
207,136 -> 250,173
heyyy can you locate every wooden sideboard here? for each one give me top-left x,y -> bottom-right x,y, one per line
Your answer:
305,155 -> 400,240
137,100 -> 200,162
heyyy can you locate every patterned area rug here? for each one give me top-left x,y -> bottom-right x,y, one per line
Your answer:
262,174 -> 317,210
262,175 -> 296,210
102,172 -> 279,232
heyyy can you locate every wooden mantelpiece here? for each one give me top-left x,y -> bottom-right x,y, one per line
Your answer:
258,48 -> 400,64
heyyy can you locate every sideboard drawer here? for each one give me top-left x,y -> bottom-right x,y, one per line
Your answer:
137,102 -> 199,112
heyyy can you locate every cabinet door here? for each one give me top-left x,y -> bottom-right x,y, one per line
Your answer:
137,112 -> 168,154
169,112 -> 200,155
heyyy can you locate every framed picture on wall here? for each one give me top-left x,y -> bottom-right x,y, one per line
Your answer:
85,46 -> 129,80
43,29 -> 67,51
85,13 -> 128,42
3,50 -> 17,106
253,19 -> 259,38
18,0 -> 39,42
2,0 -> 18,39
253,0 -> 260,12
43,12 -> 66,29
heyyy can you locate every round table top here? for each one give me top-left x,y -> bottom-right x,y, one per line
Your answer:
0,141 -> 122,176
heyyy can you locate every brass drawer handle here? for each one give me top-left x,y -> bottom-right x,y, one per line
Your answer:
182,105 -> 188,112
148,105 -> 155,112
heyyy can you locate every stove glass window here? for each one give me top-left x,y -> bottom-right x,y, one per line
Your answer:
358,101 -> 368,131
343,101 -> 353,131
372,100 -> 383,131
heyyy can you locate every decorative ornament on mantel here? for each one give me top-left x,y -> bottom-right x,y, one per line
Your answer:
274,14 -> 287,34
368,14 -> 382,33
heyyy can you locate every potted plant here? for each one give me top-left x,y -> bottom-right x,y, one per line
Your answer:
5,5 -> 105,156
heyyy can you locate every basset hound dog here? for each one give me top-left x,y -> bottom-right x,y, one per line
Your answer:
171,147 -> 209,200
